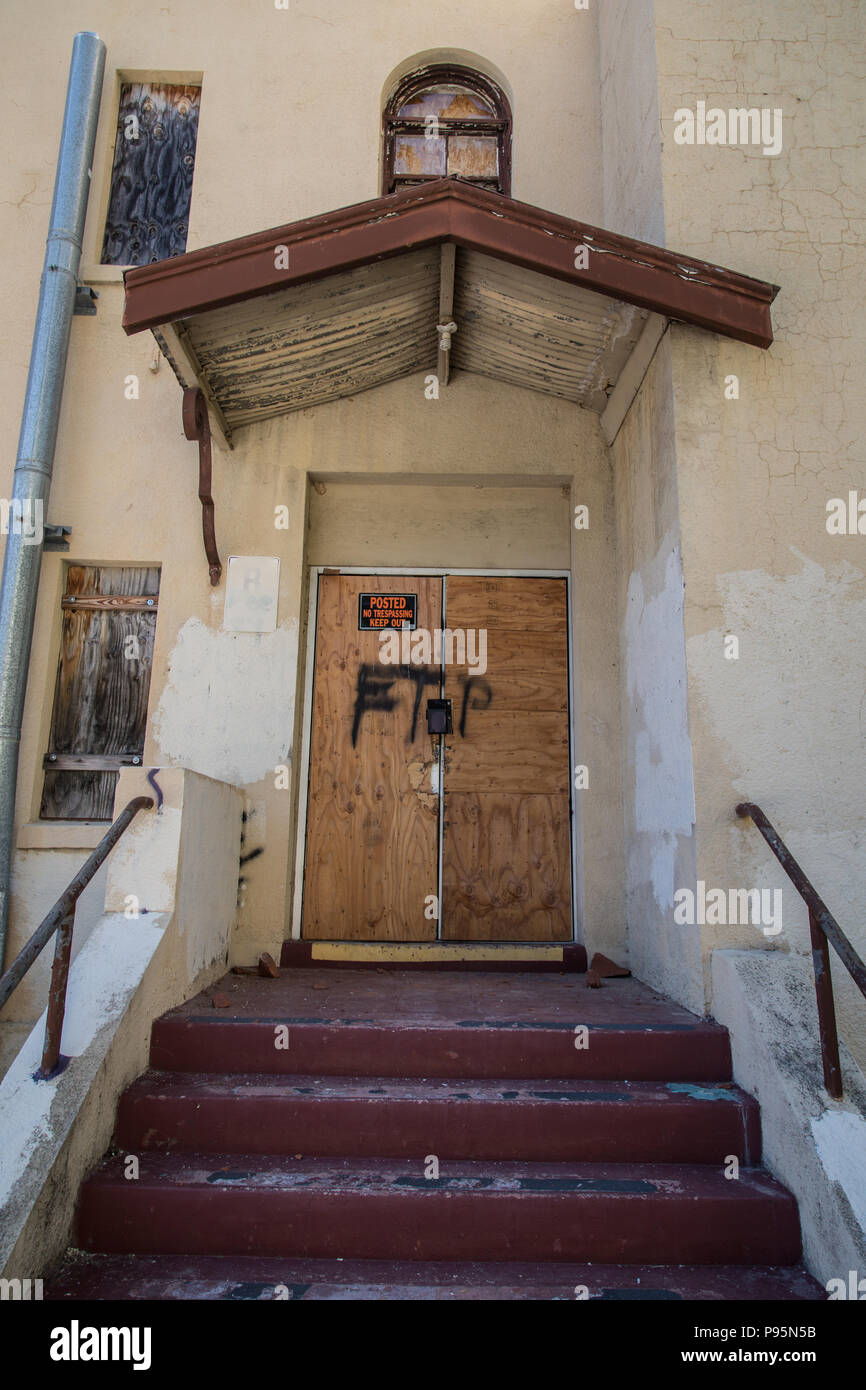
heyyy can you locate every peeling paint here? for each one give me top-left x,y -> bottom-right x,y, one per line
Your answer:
624,542 -> 696,911
153,617 -> 298,786
810,1109 -> 866,1234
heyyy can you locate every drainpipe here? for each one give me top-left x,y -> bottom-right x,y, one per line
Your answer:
0,32 -> 106,968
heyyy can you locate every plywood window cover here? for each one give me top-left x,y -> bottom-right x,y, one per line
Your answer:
123,178 -> 779,349
41,566 -> 160,820
382,65 -> 512,197
102,81 -> 202,267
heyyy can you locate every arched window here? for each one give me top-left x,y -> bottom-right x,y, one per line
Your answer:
382,65 -> 512,196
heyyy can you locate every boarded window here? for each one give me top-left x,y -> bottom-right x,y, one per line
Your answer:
101,82 -> 201,266
383,66 -> 511,197
40,567 -> 160,821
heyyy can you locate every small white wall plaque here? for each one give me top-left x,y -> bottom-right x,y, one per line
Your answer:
224,556 -> 280,632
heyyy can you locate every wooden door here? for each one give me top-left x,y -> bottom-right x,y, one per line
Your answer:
441,576 -> 572,940
302,573 -> 442,939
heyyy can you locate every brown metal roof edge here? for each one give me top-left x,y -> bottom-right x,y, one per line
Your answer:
123,178 -> 780,348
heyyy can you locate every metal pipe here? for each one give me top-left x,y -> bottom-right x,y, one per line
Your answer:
0,32 -> 106,968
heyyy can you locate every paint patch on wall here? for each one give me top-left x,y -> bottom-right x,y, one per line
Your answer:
152,617 -> 298,786
624,541 -> 696,909
689,551 -> 866,811
687,550 -> 866,954
810,1109 -> 866,1235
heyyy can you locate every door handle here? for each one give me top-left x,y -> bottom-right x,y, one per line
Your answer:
426,699 -> 453,735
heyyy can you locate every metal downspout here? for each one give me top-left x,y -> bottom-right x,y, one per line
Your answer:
0,32 -> 106,967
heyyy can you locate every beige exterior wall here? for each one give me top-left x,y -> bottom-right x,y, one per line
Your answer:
0,0 -> 863,1083
649,2 -> 866,1065
610,333 -> 703,1014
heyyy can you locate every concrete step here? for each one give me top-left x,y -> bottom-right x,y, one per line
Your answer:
76,1154 -> 800,1265
116,1072 -> 761,1163
150,971 -> 731,1079
47,1252 -> 825,1301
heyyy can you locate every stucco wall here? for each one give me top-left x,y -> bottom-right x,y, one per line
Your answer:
597,0 -> 666,244
0,0 -> 603,293
611,333 -> 702,1013
652,2 -> 866,1067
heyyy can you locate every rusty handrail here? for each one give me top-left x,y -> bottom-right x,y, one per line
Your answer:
736,801 -> 866,1099
0,795 -> 153,1077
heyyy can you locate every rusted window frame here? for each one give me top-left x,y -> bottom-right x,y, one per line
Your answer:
382,64 -> 512,196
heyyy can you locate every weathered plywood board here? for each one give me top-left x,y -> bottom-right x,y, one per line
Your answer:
449,630 -> 569,712
302,574 -> 442,940
442,575 -> 571,940
443,712 -> 570,794
444,575 -> 567,630
41,567 -> 160,820
102,83 -> 200,267
442,792 -> 572,941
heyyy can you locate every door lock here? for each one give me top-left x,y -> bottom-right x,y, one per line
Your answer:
426,698 -> 453,735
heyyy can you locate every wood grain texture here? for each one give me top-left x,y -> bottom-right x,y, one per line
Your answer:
443,712 -> 569,794
444,575 -> 567,630
101,83 -> 200,267
302,574 -> 442,940
442,792 -> 572,940
442,575 -> 572,940
41,567 -> 159,821
445,630 -> 568,717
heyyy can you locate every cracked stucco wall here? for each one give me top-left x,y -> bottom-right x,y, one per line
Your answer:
597,0 -> 666,244
654,2 -> 866,1070
612,334 -> 703,1014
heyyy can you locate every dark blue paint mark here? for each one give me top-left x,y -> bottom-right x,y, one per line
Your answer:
146,768 -> 164,811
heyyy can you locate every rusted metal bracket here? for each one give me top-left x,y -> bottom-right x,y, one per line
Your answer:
182,386 -> 222,586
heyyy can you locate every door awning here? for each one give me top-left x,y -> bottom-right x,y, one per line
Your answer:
122,178 -> 779,445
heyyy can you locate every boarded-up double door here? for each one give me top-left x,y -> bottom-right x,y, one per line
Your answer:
302,573 -> 572,941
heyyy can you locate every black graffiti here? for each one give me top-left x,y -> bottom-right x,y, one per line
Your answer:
351,664 -> 440,747
350,664 -> 495,746
458,675 -> 493,737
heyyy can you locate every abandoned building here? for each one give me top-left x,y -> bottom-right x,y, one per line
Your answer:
0,1 -> 864,1304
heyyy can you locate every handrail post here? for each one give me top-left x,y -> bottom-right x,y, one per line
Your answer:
0,794 -> 153,1078
39,908 -> 75,1078
808,906 -> 842,1100
736,801 -> 864,1101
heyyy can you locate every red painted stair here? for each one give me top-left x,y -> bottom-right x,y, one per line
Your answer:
49,968 -> 824,1300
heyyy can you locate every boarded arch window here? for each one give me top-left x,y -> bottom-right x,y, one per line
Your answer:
101,82 -> 201,266
383,66 -> 511,196
40,567 -> 160,821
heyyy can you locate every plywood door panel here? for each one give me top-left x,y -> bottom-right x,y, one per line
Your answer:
460,629 -> 569,711
303,573 -> 441,940
444,576 -> 567,631
443,792 -> 572,940
443,712 -> 569,793
442,575 -> 571,940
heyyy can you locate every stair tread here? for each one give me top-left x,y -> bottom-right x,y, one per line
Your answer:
48,1253 -> 825,1301
162,969 -> 726,1031
124,1071 -> 753,1104
85,1152 -> 793,1199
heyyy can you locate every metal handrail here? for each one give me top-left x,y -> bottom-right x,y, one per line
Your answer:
0,795 -> 153,1078
736,801 -> 866,1099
